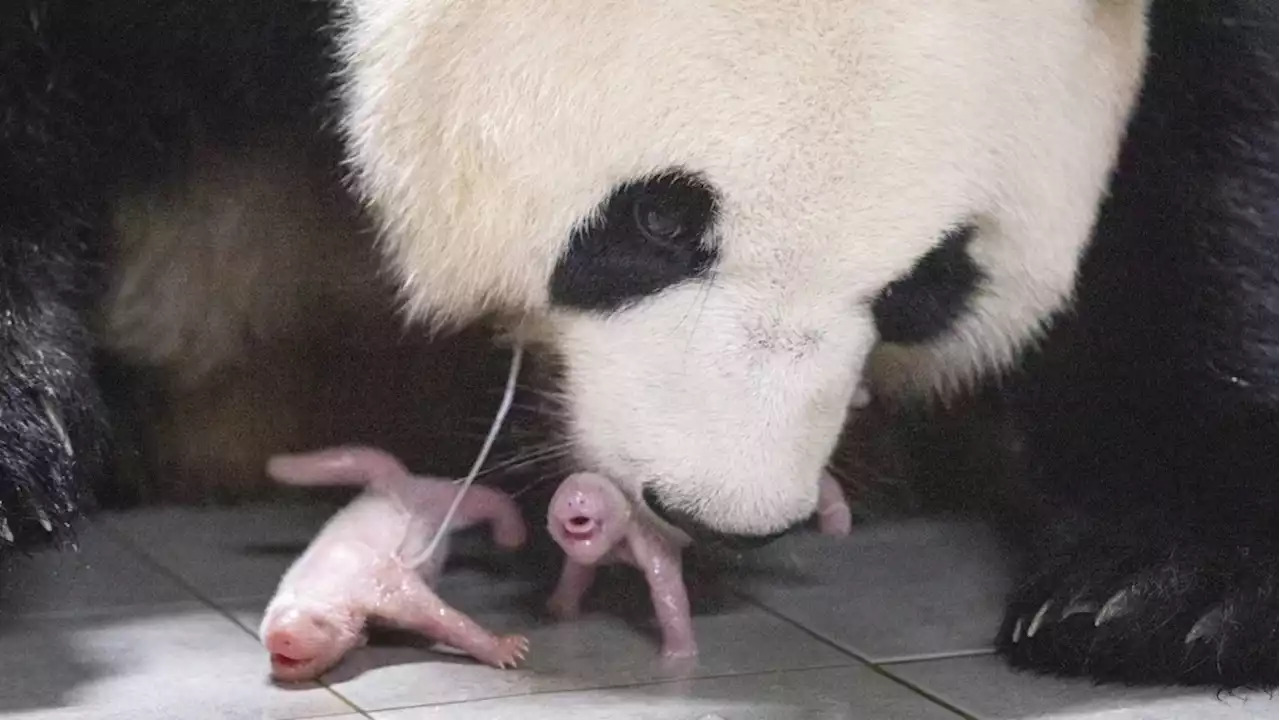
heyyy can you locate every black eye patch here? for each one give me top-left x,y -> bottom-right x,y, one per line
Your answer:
871,223 -> 985,345
550,170 -> 719,312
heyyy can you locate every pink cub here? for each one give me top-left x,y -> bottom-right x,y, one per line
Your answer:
259,446 -> 529,682
815,471 -> 854,536
545,472 -> 697,658
545,471 -> 852,660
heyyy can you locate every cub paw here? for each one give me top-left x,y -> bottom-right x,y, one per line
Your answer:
484,634 -> 530,669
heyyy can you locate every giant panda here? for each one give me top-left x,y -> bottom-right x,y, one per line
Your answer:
333,0 -> 1276,687
0,0 -> 1274,690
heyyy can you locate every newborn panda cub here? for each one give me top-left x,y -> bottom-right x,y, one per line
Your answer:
546,472 -> 850,659
259,446 -> 529,682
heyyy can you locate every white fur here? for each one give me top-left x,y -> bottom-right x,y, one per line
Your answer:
336,0 -> 1148,534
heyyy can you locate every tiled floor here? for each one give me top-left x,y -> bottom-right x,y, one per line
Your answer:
0,503 -> 1274,719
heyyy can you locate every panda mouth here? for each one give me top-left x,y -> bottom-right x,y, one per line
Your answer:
641,487 -> 787,549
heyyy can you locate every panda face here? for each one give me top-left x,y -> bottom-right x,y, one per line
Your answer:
338,0 -> 1148,538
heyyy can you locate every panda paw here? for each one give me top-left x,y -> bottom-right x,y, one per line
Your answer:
996,526 -> 1277,689
0,345 -> 105,552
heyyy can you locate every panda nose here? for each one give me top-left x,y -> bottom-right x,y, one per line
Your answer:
641,487 -> 794,549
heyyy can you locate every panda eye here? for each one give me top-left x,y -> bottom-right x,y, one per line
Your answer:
633,195 -> 690,245
628,176 -> 715,249
550,169 -> 720,312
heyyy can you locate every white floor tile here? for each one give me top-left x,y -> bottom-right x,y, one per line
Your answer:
0,605 -> 355,720
104,503 -> 528,604
102,503 -> 339,602
367,666 -> 960,719
736,519 -> 1012,662
315,585 -> 859,712
9,507 -> 1263,720
0,523 -> 194,617
886,654 -> 1278,720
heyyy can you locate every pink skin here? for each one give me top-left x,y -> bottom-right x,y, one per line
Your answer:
546,472 -> 697,659
816,471 -> 853,536
545,471 -> 851,660
259,445 -> 529,683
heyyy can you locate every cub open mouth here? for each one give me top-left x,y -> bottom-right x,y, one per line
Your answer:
271,653 -> 309,669
563,515 -> 597,538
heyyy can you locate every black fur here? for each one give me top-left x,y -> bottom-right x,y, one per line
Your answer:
995,0 -> 1277,688
871,224 -> 983,345
550,171 -> 719,312
0,0 -> 335,548
641,486 -> 792,549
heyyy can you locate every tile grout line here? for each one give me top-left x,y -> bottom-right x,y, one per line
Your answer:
733,589 -> 980,720
93,520 -> 974,718
727,588 -> 877,665
95,521 -> 374,717
95,522 -> 262,630
360,661 -> 880,715
302,704 -> 376,720
857,669 -> 982,720
881,649 -> 998,665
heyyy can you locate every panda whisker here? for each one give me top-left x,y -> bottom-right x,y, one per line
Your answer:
506,457 -> 579,499
678,276 -> 717,358
478,449 -> 568,478
477,441 -> 573,478
508,472 -> 560,500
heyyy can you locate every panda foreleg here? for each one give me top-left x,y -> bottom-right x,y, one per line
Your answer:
0,206 -> 109,550
1,9 -> 111,550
